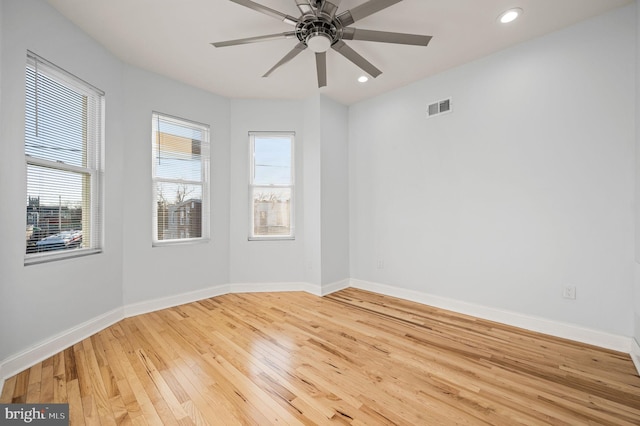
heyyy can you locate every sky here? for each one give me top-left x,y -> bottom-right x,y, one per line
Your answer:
253,135 -> 292,186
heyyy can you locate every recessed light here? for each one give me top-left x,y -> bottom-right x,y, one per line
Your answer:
358,76 -> 369,83
498,8 -> 523,24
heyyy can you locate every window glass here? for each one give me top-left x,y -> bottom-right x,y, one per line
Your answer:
249,133 -> 294,240
253,137 -> 292,185
152,113 -> 210,244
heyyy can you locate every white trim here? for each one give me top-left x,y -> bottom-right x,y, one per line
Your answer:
26,156 -> 95,175
24,247 -> 101,266
0,365 -> 4,397
124,283 -> 230,317
631,339 -> 640,376
349,279 -> 632,353
320,278 -> 351,296
0,307 -> 122,384
229,281 -> 319,295
227,279 -> 349,297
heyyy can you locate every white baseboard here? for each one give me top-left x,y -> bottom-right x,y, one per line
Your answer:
227,279 -> 350,297
320,279 -> 351,296
0,307 -> 123,385
631,339 -> 640,376
350,279 -> 632,354
0,364 -> 4,397
229,281 -> 318,295
124,283 -> 230,318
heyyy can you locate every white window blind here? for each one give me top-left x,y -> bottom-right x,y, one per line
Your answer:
152,113 -> 210,244
249,132 -> 295,240
25,51 -> 104,264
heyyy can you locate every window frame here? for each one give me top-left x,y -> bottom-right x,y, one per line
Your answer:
248,131 -> 295,241
24,51 -> 105,265
151,112 -> 210,246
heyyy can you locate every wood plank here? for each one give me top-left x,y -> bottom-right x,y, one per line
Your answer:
82,337 -> 118,426
53,351 -> 69,404
11,369 -> 30,403
66,379 -> 86,426
0,375 -> 17,403
39,356 -> 55,403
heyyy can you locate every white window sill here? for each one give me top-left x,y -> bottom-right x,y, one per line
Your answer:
152,237 -> 210,248
24,248 -> 102,266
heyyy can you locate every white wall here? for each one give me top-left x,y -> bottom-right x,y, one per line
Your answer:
301,95 -> 350,288
228,96 -> 349,289
634,0 -> 640,348
0,0 -> 125,360
349,5 -> 636,336
0,0 -> 6,362
303,96 -> 322,286
320,97 -> 349,285
121,66 -> 231,305
229,99 -> 308,285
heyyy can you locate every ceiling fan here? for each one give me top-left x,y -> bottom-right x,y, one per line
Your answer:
212,0 -> 432,87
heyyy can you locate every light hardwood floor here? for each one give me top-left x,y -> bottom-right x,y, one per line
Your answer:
1,288 -> 639,425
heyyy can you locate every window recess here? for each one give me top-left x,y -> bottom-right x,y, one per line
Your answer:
152,112 -> 210,245
249,132 -> 295,240
24,51 -> 104,264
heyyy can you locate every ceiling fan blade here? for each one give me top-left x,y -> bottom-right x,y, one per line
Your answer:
315,52 -> 327,88
331,40 -> 381,77
342,28 -> 432,46
263,42 -> 307,77
212,31 -> 297,48
318,0 -> 342,19
295,0 -> 314,16
337,0 -> 402,26
230,0 -> 298,25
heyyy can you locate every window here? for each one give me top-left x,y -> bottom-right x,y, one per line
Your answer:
249,132 -> 294,240
24,51 -> 104,264
152,113 -> 210,245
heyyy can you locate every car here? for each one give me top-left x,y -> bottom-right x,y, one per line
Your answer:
35,230 -> 83,252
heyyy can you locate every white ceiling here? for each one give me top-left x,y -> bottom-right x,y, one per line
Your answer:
45,0 -> 632,105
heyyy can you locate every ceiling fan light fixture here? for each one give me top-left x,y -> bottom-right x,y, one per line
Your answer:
498,8 -> 523,24
306,33 -> 332,53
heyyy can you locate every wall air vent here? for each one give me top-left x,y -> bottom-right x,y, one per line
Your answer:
427,98 -> 452,118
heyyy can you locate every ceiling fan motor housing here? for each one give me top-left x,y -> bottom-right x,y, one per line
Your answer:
297,18 -> 341,52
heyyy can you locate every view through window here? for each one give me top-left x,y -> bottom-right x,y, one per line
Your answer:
152,113 -> 210,244
249,132 -> 294,240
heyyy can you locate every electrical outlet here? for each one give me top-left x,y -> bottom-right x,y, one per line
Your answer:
562,286 -> 576,300
377,260 -> 385,269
